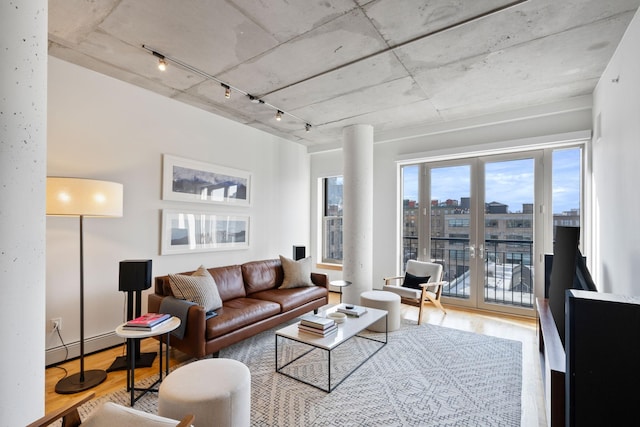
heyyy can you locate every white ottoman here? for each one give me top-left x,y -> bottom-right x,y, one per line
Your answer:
158,358 -> 251,427
360,290 -> 401,332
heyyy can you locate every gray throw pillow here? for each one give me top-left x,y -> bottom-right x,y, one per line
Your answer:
279,255 -> 314,289
169,265 -> 222,311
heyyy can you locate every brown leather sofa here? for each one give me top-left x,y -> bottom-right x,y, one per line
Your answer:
149,258 -> 329,359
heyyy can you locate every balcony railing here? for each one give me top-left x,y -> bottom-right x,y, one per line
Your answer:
403,236 -> 534,308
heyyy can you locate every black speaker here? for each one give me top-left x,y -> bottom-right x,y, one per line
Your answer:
119,259 -> 152,292
293,246 -> 306,260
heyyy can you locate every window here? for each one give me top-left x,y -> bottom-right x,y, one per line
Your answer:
322,176 -> 343,264
448,218 -> 470,227
506,219 -> 532,228
552,148 -> 581,240
402,165 -> 420,265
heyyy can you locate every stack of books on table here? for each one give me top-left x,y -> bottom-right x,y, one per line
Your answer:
122,313 -> 171,331
336,304 -> 368,317
298,314 -> 337,337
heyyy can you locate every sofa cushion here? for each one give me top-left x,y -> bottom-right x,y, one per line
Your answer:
242,259 -> 284,294
205,298 -> 280,340
168,266 -> 222,311
251,286 -> 328,312
208,265 -> 246,301
279,255 -> 314,289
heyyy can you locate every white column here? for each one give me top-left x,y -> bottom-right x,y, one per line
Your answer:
341,124 -> 374,303
0,0 -> 48,424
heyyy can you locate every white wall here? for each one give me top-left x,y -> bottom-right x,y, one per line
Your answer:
311,101 -> 593,293
592,10 -> 640,296
46,57 -> 311,363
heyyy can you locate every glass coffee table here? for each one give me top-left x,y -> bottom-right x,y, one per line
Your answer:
275,304 -> 387,392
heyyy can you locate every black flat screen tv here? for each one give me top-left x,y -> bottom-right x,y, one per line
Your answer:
573,248 -> 597,292
548,226 -> 597,347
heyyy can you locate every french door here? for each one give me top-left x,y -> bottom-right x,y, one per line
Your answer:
423,152 -> 543,315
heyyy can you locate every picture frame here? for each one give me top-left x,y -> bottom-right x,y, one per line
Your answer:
162,154 -> 251,206
161,209 -> 250,255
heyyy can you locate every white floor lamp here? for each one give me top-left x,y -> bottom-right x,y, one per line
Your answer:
47,177 -> 123,394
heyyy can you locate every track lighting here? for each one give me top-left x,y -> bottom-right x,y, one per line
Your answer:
221,83 -> 231,99
142,45 -> 312,132
152,51 -> 167,71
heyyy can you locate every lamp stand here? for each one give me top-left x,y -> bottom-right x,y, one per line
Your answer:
55,216 -> 107,394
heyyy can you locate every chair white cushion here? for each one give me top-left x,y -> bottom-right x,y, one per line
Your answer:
383,284 -> 421,299
82,402 -> 187,427
405,259 -> 442,281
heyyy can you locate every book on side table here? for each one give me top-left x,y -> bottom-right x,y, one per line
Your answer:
123,313 -> 171,331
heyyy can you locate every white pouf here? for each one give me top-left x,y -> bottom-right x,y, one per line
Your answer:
158,358 -> 251,427
360,290 -> 401,332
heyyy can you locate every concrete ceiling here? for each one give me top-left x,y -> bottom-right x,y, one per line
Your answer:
48,0 -> 640,150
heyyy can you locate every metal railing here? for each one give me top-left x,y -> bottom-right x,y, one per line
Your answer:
402,236 -> 534,308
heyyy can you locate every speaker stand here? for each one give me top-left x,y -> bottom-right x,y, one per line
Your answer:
108,289 -> 157,372
107,352 -> 156,371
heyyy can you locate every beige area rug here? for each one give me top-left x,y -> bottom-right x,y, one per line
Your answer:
58,320 -> 522,426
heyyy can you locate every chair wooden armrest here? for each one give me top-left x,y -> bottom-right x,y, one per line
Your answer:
26,392 -> 194,427
26,392 -> 95,427
176,414 -> 195,427
420,281 -> 447,288
383,275 -> 404,285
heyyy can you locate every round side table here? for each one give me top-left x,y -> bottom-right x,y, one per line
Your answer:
330,280 -> 352,303
115,316 -> 180,406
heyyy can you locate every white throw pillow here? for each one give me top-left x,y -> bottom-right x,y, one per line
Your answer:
279,255 -> 314,289
169,265 -> 222,311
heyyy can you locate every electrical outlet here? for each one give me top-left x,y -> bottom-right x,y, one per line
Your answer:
50,317 -> 62,332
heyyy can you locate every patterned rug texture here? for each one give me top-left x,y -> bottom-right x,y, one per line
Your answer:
60,320 -> 522,427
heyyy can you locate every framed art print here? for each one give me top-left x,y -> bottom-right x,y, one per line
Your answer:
162,154 -> 251,206
161,209 -> 250,254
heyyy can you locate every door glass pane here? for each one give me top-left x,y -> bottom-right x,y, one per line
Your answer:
552,148 -> 581,240
484,159 -> 534,307
431,165 -> 471,299
401,165 -> 419,266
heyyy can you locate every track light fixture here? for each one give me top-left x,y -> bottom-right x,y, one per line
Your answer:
152,51 -> 167,71
142,45 -> 313,134
221,83 -> 231,99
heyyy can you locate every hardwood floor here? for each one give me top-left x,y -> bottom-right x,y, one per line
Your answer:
45,292 -> 546,426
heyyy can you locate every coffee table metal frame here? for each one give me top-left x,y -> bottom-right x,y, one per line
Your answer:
115,316 -> 180,406
275,305 -> 387,392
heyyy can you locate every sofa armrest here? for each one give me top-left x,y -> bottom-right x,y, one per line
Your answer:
148,293 -> 208,358
311,272 -> 329,288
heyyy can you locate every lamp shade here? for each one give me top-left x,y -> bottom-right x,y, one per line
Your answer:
47,177 -> 123,217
